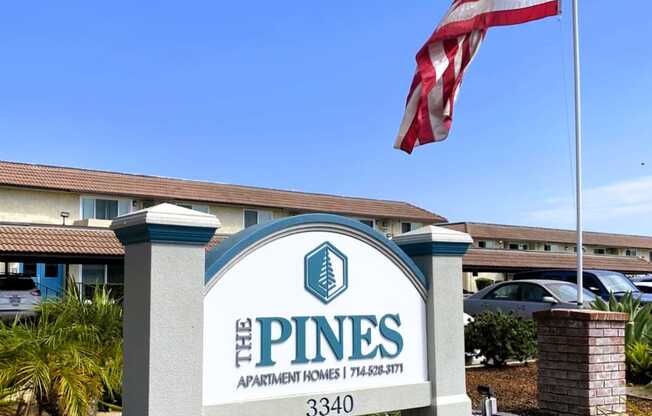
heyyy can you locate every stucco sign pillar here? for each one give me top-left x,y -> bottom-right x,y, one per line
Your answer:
111,203 -> 220,416
394,226 -> 473,416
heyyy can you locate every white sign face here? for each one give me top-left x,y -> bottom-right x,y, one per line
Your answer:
203,227 -> 427,407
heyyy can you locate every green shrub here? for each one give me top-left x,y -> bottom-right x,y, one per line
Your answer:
475,278 -> 494,291
626,342 -> 652,385
465,311 -> 537,367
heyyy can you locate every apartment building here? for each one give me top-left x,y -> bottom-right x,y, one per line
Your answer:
0,161 -> 445,295
443,222 -> 652,291
2,160 -> 652,296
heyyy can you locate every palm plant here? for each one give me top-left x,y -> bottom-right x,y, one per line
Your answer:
0,282 -> 122,416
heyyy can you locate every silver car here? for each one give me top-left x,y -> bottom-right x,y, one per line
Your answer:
464,279 -> 596,319
0,277 -> 41,319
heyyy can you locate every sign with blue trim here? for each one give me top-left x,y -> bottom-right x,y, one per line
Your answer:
202,214 -> 428,412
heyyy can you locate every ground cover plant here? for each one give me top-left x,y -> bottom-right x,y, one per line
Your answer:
0,284 -> 122,416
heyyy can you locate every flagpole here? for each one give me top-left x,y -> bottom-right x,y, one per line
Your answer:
571,0 -> 584,306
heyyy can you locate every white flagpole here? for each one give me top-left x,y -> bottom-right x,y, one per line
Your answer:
572,0 -> 584,306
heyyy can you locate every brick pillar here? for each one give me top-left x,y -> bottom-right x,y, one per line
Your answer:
534,309 -> 628,416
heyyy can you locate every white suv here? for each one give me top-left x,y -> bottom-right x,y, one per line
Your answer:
0,277 -> 41,319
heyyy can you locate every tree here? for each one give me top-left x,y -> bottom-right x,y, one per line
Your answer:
318,249 -> 337,297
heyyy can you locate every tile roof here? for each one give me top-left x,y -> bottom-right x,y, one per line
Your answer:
0,224 -> 123,257
443,222 -> 652,250
0,223 -> 228,258
463,248 -> 652,274
0,161 -> 445,223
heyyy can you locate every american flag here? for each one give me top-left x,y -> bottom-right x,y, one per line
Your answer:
395,0 -> 560,154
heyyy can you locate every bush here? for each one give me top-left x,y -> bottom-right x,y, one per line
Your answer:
626,342 -> 652,385
475,278 -> 494,291
465,311 -> 537,367
0,284 -> 122,416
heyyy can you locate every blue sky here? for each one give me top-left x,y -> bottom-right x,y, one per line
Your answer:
1,1 -> 650,234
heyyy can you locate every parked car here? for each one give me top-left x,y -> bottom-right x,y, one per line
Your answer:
634,281 -> 652,294
464,279 -> 596,319
631,275 -> 652,293
0,277 -> 41,318
513,269 -> 652,304
631,274 -> 652,283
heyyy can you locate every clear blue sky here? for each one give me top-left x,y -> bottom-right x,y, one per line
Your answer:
1,1 -> 650,234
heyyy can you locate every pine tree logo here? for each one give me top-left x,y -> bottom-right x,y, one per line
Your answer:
318,249 -> 337,296
305,242 -> 348,304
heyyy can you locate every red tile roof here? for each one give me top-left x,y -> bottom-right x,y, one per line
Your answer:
0,223 -> 227,259
0,161 -> 445,223
0,224 -> 123,256
443,222 -> 652,250
463,248 -> 652,274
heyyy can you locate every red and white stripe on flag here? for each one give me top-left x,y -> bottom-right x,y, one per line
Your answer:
395,0 -> 560,154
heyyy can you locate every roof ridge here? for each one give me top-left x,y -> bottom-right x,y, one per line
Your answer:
0,221 -> 115,232
0,160 -> 434,210
469,247 -> 647,258
447,221 -> 652,240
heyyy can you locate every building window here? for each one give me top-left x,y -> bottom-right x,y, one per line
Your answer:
358,219 -> 374,229
177,203 -> 209,213
107,263 -> 124,284
244,209 -> 273,228
626,249 -> 638,257
606,248 -> 619,255
44,264 -> 59,278
478,241 -> 487,248
82,264 -> 106,286
82,197 -> 130,220
22,263 -> 37,276
508,243 -> 528,251
401,222 -> 414,234
594,248 -> 606,255
544,244 -> 552,252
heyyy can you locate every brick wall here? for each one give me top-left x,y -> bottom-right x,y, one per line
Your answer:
534,309 -> 628,416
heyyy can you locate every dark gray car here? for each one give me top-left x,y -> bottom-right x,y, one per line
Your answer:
513,269 -> 652,304
464,279 -> 596,319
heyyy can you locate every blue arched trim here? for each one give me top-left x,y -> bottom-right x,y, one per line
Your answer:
205,214 -> 427,290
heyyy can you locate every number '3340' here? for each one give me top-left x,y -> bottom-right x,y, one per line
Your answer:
306,395 -> 353,416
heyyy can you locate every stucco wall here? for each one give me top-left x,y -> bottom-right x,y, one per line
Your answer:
463,271 -> 506,292
0,187 -> 432,238
208,204 -> 289,234
0,187 -> 80,224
